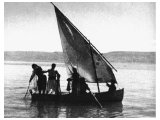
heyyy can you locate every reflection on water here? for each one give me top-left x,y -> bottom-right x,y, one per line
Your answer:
29,101 -> 123,118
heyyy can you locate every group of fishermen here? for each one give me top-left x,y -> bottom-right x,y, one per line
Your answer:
29,63 -> 60,95
29,63 -> 116,95
29,63 -> 91,95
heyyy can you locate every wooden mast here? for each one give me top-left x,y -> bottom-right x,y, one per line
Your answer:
89,41 -> 100,93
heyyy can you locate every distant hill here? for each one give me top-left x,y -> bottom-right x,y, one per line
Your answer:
103,51 -> 155,64
4,51 -> 156,64
4,51 -> 64,63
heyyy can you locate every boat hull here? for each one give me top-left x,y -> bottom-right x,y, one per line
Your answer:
30,88 -> 124,103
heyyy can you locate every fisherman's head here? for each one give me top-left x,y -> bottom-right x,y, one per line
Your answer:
32,64 -> 38,69
52,63 -> 56,69
72,66 -> 77,73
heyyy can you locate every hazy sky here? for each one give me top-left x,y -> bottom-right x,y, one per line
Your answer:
4,2 -> 156,52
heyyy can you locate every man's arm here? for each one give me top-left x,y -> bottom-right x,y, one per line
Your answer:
85,83 -> 90,91
43,70 -> 49,73
56,71 -> 60,80
29,71 -> 35,83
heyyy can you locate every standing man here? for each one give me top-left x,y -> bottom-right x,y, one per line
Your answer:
71,67 -> 80,95
45,63 -> 61,95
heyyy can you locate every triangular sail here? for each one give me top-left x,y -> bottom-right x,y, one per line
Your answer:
54,5 -> 117,83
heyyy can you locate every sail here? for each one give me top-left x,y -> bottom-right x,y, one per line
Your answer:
54,5 -> 117,83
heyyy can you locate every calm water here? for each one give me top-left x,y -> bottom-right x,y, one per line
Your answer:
4,62 -> 156,118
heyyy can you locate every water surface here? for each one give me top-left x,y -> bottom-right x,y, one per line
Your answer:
4,62 -> 156,118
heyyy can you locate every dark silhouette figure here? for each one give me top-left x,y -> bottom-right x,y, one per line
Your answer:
66,78 -> 72,93
106,81 -> 116,93
29,64 -> 46,94
44,63 -> 61,95
37,73 -> 47,94
79,77 -> 90,94
71,67 -> 80,95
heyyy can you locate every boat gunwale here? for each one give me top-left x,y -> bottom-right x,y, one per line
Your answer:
30,88 -> 124,102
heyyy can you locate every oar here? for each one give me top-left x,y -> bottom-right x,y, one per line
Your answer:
89,90 -> 102,108
24,82 -> 30,98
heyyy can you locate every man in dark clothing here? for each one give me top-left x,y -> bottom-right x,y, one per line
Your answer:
79,77 -> 90,94
37,74 -> 47,94
69,67 -> 90,95
29,64 -> 46,94
66,78 -> 72,93
106,81 -> 116,93
71,67 -> 80,95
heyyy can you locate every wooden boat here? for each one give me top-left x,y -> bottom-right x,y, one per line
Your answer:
30,3 -> 124,104
30,89 -> 124,102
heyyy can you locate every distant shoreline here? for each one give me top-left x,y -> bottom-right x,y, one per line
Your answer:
4,51 -> 156,64
4,61 -> 155,70
4,61 -> 65,67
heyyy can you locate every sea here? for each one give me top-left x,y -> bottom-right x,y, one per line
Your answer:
4,61 -> 156,118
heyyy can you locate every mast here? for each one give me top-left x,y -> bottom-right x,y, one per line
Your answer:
89,41 -> 100,93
